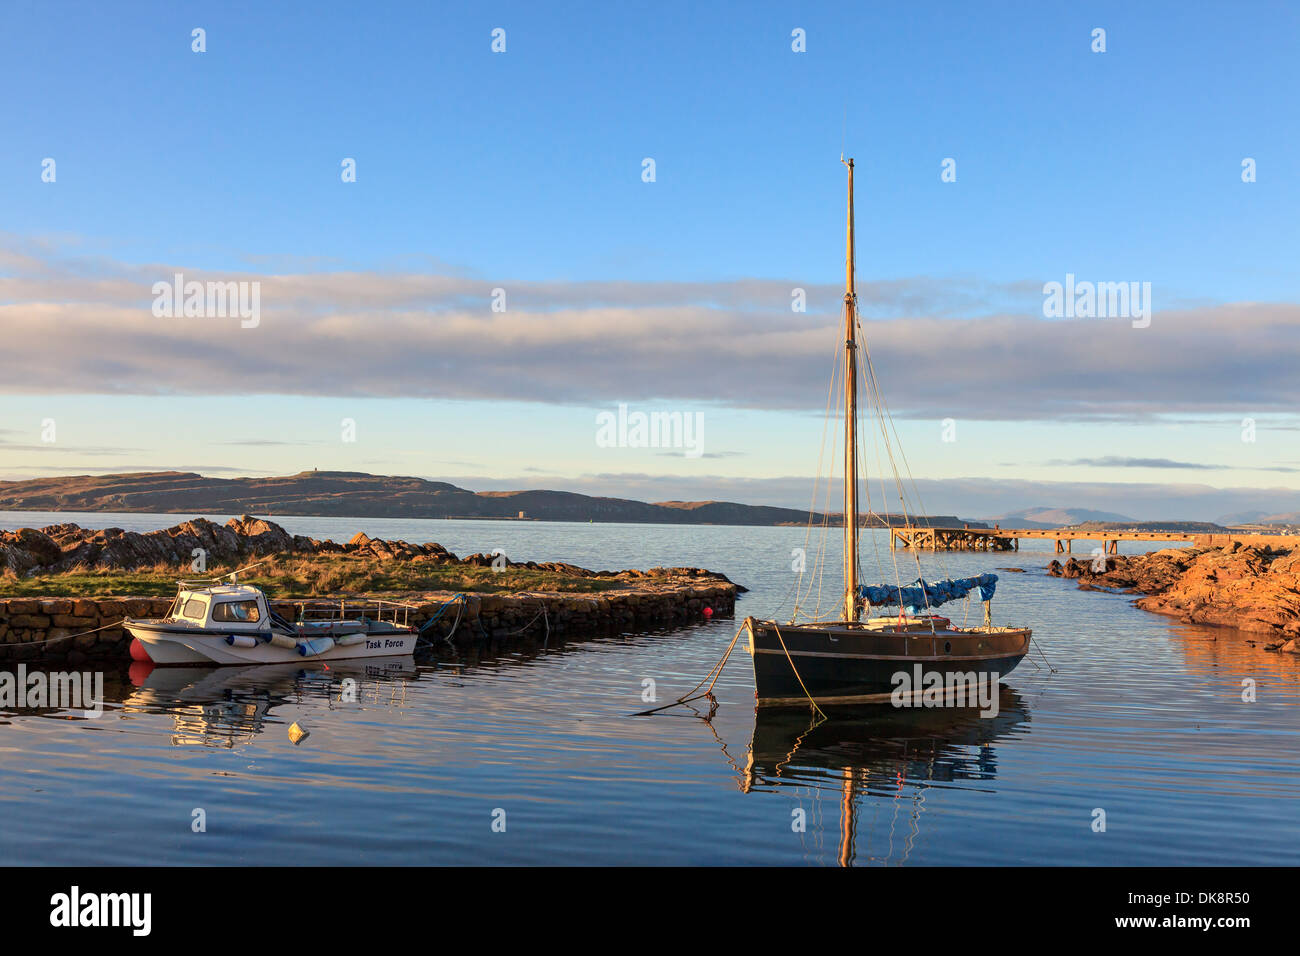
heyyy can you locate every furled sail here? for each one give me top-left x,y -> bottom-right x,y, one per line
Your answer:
857,574 -> 998,609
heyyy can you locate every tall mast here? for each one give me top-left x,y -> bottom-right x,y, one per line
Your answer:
842,158 -> 859,623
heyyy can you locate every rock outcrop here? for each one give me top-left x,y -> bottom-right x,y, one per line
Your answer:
0,515 -> 683,580
0,516 -> 746,661
1,517 -> 295,575
1048,543 -> 1300,649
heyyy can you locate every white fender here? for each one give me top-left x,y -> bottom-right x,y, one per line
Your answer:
296,636 -> 336,657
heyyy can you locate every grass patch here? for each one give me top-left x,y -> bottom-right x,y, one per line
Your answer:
0,554 -> 634,599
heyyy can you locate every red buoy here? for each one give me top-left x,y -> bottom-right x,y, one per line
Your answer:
129,638 -> 152,662
702,606 -> 714,619
128,660 -> 155,685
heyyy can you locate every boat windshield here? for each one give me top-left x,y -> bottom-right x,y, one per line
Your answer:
212,600 -> 261,623
178,596 -> 209,621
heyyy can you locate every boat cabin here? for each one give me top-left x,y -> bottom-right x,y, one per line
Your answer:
171,584 -> 270,631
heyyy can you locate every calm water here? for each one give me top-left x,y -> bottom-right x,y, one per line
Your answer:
2,511 -> 1297,866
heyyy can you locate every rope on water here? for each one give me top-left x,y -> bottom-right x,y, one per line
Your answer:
632,623 -> 744,716
1029,636 -> 1058,673
634,617 -> 828,720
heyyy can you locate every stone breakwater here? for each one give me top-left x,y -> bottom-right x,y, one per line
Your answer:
1048,542 -> 1300,650
0,515 -> 742,661
0,579 -> 739,664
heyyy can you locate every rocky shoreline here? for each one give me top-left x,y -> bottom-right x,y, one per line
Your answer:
0,514 -> 622,577
0,516 -> 742,662
1048,542 -> 1300,650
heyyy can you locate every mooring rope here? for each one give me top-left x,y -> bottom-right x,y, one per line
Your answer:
633,623 -> 744,716
2,619 -> 124,650
416,593 -> 467,649
417,593 -> 465,632
442,598 -> 465,645
771,622 -> 828,720
636,618 -> 829,720
502,600 -> 550,637
1029,636 -> 1058,673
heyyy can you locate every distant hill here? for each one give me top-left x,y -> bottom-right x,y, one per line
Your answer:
989,506 -> 1134,529
0,471 -> 975,528
1219,510 -> 1300,526
1217,510 -> 1272,525
982,508 -> 1238,533
1072,519 -> 1229,533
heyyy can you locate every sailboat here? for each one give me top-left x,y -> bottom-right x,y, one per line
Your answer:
742,158 -> 1031,708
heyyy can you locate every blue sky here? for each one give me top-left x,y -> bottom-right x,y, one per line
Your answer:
2,1 -> 1298,519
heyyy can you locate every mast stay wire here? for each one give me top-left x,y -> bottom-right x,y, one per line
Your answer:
793,330 -> 845,622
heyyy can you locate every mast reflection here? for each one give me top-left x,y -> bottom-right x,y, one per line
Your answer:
741,687 -> 1029,865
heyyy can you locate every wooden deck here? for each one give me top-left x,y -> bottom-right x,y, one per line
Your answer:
888,526 -> 1295,554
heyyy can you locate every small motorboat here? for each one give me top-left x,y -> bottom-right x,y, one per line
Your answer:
125,580 -> 419,665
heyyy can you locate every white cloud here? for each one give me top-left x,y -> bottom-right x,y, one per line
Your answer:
2,237 -> 1298,421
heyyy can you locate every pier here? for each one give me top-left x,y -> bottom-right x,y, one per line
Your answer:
888,525 -> 1294,554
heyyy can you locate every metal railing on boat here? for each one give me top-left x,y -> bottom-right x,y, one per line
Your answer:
290,597 -> 420,627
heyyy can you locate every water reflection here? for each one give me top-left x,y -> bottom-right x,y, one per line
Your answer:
121,656 -> 419,747
741,687 -> 1029,865
3,627 -> 670,740
1164,621 -> 1300,685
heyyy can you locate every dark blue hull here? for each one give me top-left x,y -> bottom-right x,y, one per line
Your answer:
745,617 -> 1031,707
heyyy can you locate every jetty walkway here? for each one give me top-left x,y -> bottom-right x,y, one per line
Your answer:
888,525 -> 1294,554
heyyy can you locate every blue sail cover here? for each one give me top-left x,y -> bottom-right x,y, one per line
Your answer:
857,574 -> 998,610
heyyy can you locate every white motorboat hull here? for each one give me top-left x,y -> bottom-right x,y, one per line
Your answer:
127,622 -> 418,666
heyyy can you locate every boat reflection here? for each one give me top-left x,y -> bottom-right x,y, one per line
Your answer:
122,656 -> 419,748
741,686 -> 1029,865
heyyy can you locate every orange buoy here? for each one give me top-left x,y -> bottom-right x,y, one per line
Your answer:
128,638 -> 152,662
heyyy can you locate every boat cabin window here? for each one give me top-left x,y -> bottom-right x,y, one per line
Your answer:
180,597 -> 209,621
212,600 -> 261,623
